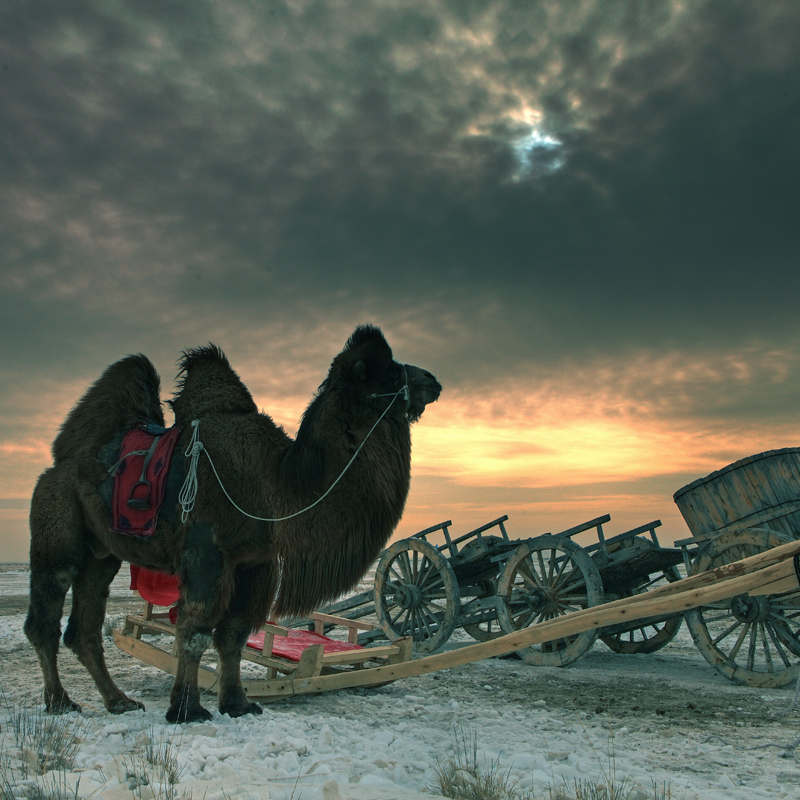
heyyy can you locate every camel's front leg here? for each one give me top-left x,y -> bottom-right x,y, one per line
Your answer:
214,619 -> 262,718
167,612 -> 213,723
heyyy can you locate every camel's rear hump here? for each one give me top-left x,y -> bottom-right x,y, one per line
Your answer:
52,354 -> 164,464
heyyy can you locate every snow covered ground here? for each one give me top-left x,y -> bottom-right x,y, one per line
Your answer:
2,565 -> 800,799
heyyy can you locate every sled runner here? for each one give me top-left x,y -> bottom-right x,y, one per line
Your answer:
114,537 -> 800,702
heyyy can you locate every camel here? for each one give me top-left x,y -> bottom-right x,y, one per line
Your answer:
25,325 -> 441,723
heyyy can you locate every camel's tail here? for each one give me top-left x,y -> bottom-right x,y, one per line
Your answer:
51,354 -> 164,464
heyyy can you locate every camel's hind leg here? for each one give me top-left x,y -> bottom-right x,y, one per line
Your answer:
63,555 -> 144,714
24,562 -> 81,713
25,467 -> 85,713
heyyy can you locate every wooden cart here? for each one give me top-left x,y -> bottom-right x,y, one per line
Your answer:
308,513 -> 684,667
674,447 -> 800,687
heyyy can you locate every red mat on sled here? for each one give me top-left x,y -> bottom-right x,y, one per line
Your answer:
246,629 -> 363,662
129,565 -> 362,663
112,425 -> 181,535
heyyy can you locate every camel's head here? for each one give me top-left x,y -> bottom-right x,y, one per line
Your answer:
341,325 -> 442,423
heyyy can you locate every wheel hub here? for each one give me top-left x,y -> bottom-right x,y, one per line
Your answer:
393,583 -> 423,609
520,587 -> 551,613
730,593 -> 770,623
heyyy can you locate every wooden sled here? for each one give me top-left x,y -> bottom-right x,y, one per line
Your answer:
114,539 -> 800,702
113,603 -> 413,701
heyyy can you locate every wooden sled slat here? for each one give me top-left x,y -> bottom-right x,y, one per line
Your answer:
114,540 -> 800,701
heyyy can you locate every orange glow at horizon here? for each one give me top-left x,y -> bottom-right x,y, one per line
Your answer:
408,390 -> 797,491
7,372 -> 798,502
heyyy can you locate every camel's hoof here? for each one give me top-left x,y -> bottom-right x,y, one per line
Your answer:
108,696 -> 145,715
166,703 -> 212,724
221,701 -> 263,718
46,697 -> 82,715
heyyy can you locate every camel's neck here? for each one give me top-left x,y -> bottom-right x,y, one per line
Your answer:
281,389 -> 411,501
271,389 -> 412,616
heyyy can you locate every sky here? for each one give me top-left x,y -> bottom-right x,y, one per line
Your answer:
2,0 -> 800,563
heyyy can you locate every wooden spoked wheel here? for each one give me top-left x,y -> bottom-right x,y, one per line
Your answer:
456,537 -> 505,642
496,537 -> 604,666
685,527 -> 800,688
462,617 -> 504,642
600,566 -> 683,654
374,539 -> 460,653
601,614 -> 683,655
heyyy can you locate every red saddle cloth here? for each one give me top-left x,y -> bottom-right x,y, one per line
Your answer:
111,424 -> 181,535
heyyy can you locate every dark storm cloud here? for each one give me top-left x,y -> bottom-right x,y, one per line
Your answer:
1,0 -> 799,378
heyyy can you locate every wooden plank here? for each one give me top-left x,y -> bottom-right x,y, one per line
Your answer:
679,477 -> 730,534
676,493 -> 717,537
748,455 -> 784,506
740,457 -> 782,523
112,631 -> 221,692
716,469 -> 753,526
722,467 -> 761,522
412,520 -> 453,538
762,455 -> 796,505
748,572 -> 800,596
773,453 -> 800,538
716,500 -> 800,533
449,516 -> 510,548
704,476 -> 745,529
293,644 -> 324,678
242,649 -> 301,672
584,521 -> 661,554
386,637 -> 413,665
556,515 -> 611,539
318,645 -> 402,665
124,615 -> 176,637
311,612 -> 374,631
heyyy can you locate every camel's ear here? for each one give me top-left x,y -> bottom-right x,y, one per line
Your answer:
354,360 -> 367,380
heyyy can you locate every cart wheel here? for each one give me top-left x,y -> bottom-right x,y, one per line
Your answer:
456,537 -> 505,642
374,539 -> 460,653
601,615 -> 683,655
600,566 -> 683,654
463,618 -> 505,642
685,527 -> 800,688
496,537 -> 604,666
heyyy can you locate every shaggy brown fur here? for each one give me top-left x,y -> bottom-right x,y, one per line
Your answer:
25,326 -> 441,723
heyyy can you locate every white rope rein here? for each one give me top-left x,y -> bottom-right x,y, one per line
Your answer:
179,383 -> 407,524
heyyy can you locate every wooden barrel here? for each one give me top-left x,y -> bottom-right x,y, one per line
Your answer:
673,447 -> 800,539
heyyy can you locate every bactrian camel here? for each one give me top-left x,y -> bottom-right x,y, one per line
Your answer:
25,325 -> 441,722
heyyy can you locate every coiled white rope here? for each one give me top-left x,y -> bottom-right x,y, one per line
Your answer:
179,385 -> 407,524
178,420 -> 203,522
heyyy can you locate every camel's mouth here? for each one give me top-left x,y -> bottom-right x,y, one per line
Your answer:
405,366 -> 441,423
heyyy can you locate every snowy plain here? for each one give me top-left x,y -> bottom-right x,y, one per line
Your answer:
2,565 -> 800,800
